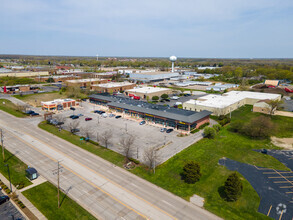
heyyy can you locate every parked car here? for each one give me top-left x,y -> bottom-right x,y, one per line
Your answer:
69,115 -> 76,118
70,107 -> 76,111
109,114 -> 115,117
139,121 -> 146,125
26,110 -> 35,115
71,128 -> 80,133
94,110 -> 100,113
115,115 -> 121,119
57,121 -> 64,125
261,149 -> 268,154
0,196 -> 9,205
31,112 -> 40,116
160,128 -> 167,132
166,128 -> 174,133
77,114 -> 83,117
72,115 -> 79,119
165,99 -> 170,102
85,117 -> 92,121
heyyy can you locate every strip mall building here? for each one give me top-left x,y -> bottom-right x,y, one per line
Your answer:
89,94 -> 211,131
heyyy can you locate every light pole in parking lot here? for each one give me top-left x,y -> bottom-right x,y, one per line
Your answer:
164,135 -> 166,146
125,123 -> 127,133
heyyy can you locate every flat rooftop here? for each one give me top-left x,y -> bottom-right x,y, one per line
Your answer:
89,94 -> 211,124
92,82 -> 135,88
187,91 -> 281,108
66,78 -> 105,83
126,87 -> 171,94
42,98 -> 75,105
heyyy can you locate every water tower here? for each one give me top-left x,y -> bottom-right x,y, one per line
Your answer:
169,55 -> 177,72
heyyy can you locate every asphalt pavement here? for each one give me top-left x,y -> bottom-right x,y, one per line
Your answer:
0,191 -> 24,220
219,158 -> 293,220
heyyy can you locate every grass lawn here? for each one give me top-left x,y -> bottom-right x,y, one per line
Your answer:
38,121 -> 125,167
0,148 -> 32,189
0,99 -> 27,117
14,92 -> 67,107
130,106 -> 291,220
23,182 -> 96,220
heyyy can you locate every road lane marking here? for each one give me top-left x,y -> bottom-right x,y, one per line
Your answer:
1,123 -> 178,220
1,126 -> 147,220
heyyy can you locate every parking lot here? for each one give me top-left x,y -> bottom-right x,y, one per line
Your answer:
57,101 -> 204,163
0,191 -> 24,220
219,158 -> 293,220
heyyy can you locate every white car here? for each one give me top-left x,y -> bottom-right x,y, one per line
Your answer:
101,113 -> 107,118
171,96 -> 180,100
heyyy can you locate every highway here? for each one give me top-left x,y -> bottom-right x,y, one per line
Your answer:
0,111 -> 221,220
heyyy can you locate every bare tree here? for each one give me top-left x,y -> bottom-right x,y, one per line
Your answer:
119,134 -> 135,161
82,127 -> 92,139
100,130 -> 113,148
16,104 -> 30,113
54,114 -> 66,124
143,146 -> 161,173
68,121 -> 80,133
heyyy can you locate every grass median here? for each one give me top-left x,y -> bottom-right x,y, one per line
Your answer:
38,121 -> 125,167
23,181 -> 96,220
0,99 -> 27,118
0,148 -> 32,189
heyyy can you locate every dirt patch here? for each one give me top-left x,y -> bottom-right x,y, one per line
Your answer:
271,136 -> 293,149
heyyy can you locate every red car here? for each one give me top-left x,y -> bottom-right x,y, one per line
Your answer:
85,117 -> 92,121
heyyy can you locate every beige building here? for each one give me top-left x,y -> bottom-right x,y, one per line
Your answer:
124,87 -> 172,99
65,78 -> 108,88
183,91 -> 281,116
264,80 -> 280,87
253,100 -> 273,114
92,82 -> 136,93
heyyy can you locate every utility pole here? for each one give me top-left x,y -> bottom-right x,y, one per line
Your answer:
1,129 -> 5,162
52,161 -> 63,208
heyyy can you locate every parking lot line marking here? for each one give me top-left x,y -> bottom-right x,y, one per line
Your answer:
274,181 -> 293,183
267,205 -> 272,216
263,172 -> 293,174
254,165 -> 272,170
273,169 -> 293,187
268,176 -> 287,178
285,192 -> 293,194
280,186 -> 293,188
278,210 -> 283,220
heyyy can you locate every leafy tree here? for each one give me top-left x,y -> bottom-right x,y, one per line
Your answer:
161,94 -> 169,99
229,121 -> 244,133
242,116 -> 274,138
224,172 -> 243,201
152,96 -> 159,101
203,127 -> 216,139
267,99 -> 283,115
182,161 -> 201,184
213,124 -> 222,132
46,77 -> 55,83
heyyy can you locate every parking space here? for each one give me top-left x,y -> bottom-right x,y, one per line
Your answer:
0,191 -> 24,220
56,101 -> 204,163
219,158 -> 293,220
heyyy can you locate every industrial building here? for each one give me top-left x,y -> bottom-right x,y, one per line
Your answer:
183,91 -> 281,116
91,82 -> 136,93
65,78 -> 108,88
41,99 -> 78,111
206,83 -> 238,91
89,94 -> 211,131
1,85 -> 40,94
253,100 -> 273,114
128,71 -> 180,83
174,81 -> 213,87
35,75 -> 80,83
125,86 -> 172,99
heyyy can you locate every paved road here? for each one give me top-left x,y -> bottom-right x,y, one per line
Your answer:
0,111 -> 221,220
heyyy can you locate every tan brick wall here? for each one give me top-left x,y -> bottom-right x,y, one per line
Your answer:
253,106 -> 271,114
196,116 -> 210,128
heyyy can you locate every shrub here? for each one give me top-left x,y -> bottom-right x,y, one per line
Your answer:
182,161 -> 201,184
242,116 -> 274,138
229,121 -> 244,133
204,127 -> 216,139
224,172 -> 243,201
129,158 -> 140,164
190,129 -> 200,134
198,122 -> 210,129
213,124 -> 222,132
152,96 -> 159,101
161,94 -> 169,99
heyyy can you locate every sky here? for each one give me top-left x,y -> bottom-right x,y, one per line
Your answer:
1,0 -> 293,58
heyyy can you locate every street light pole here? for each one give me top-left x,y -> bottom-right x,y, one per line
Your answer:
164,135 -> 166,146
4,164 -> 12,192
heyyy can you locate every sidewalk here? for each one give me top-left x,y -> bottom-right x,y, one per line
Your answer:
0,172 -> 47,220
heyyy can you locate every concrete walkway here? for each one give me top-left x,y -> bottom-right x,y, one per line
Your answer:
0,172 -> 47,220
274,110 -> 293,118
19,176 -> 47,192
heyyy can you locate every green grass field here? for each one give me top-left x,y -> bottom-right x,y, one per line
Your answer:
38,121 -> 125,167
0,99 -> 27,117
0,148 -> 32,189
23,182 -> 96,220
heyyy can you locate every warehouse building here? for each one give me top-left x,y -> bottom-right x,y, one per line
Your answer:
41,99 -> 78,111
35,75 -> 80,83
89,94 -> 211,131
91,82 -> 136,93
128,71 -> 180,83
1,85 -> 40,94
65,78 -> 108,88
125,86 -> 172,99
183,91 -> 281,116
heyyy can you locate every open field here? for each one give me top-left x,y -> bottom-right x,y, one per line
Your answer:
0,148 -> 32,189
23,181 -> 96,220
0,99 -> 27,117
14,92 -> 67,107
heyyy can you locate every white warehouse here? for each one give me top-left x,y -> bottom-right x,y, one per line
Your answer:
183,91 -> 281,116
